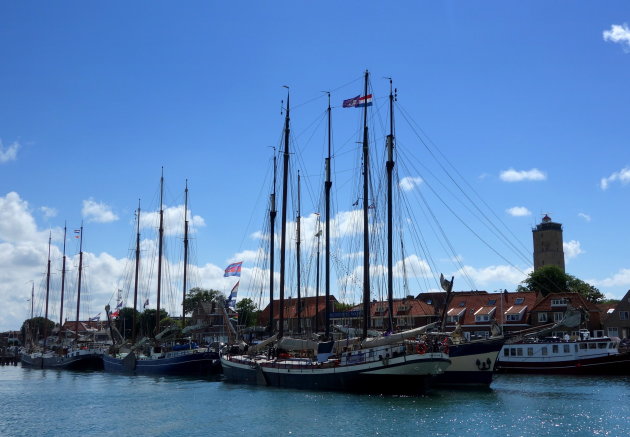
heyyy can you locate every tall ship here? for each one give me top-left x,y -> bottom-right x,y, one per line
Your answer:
103,176 -> 220,376
21,227 -> 104,370
221,72 -> 451,394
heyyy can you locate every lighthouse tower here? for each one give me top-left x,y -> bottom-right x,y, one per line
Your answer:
532,214 -> 565,272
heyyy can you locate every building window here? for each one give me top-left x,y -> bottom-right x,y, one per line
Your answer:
608,327 -> 619,337
620,311 -> 629,321
515,298 -> 524,305
538,313 -> 548,323
475,314 -> 490,322
553,312 -> 563,322
488,299 -> 496,305
551,298 -> 569,306
506,314 -> 521,322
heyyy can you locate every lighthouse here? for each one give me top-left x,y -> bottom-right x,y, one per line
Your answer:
532,214 -> 565,272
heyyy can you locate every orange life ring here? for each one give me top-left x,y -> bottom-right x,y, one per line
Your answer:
415,343 -> 427,354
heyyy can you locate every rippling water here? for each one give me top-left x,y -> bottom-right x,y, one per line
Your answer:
1,365 -> 628,436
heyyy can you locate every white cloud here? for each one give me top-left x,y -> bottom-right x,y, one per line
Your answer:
600,167 -> 630,190
590,268 -> 630,288
456,264 -> 528,286
140,204 -> 205,236
603,23 -> 630,52
578,212 -> 591,222
40,206 -> 58,219
499,168 -> 546,182
82,199 -> 119,223
506,206 -> 531,217
0,140 -> 20,163
399,176 -> 423,192
563,240 -> 584,261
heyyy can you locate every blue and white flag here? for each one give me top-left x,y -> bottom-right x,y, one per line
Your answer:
89,313 -> 100,322
226,281 -> 239,309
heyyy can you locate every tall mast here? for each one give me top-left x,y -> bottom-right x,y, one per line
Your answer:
315,215 -> 321,334
268,154 -> 277,334
182,180 -> 189,328
59,224 -> 67,329
132,200 -> 141,344
324,91 -> 332,339
296,170 -> 302,334
30,282 -> 34,321
43,232 -> 51,351
386,78 -> 396,332
278,88 -> 290,339
156,168 -> 165,335
75,225 -> 84,342
361,70 -> 371,339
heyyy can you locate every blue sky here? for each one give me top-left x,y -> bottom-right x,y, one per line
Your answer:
2,2 -> 630,331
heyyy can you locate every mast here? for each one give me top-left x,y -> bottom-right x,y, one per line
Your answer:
59,224 -> 67,329
386,78 -> 395,332
296,170 -> 302,334
361,70 -> 370,339
324,91 -> 332,339
75,225 -> 83,342
278,88 -> 290,339
132,200 -> 141,344
182,180 -> 189,328
268,154 -> 277,334
43,232 -> 51,351
156,168 -> 165,335
315,215 -> 321,334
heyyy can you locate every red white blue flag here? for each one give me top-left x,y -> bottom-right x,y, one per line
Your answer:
343,94 -> 373,108
224,261 -> 243,277
227,281 -> 239,309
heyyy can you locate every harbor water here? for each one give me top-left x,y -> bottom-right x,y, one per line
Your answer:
1,365 -> 628,436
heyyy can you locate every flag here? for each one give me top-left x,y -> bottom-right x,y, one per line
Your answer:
224,261 -> 242,277
116,301 -> 123,309
226,281 -> 239,309
111,310 -> 119,317
89,313 -> 100,322
74,229 -> 81,239
342,94 -> 373,108
143,298 -> 149,308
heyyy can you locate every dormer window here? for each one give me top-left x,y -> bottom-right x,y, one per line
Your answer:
515,298 -> 524,305
487,299 -> 496,305
551,298 -> 569,307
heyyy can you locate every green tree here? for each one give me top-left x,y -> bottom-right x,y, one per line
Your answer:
114,307 -> 140,340
236,298 -> 258,327
20,317 -> 55,344
138,308 -> 169,337
519,265 -> 604,303
183,287 -> 222,315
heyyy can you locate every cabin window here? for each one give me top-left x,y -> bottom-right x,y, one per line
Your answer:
619,311 -> 629,321
515,298 -> 524,305
588,343 -> 596,349
608,327 -> 619,337
579,343 -> 587,350
504,348 -> 510,357
541,347 -> 548,356
516,348 -> 523,356
575,345 -> 578,352
553,312 -> 563,322
538,313 -> 548,323
597,343 -> 607,349
510,348 -> 517,356
527,347 -> 534,356
552,345 -> 559,354
609,342 -> 616,349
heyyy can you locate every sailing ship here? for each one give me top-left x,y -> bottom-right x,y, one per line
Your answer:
103,176 -> 220,375
221,72 -> 451,394
21,227 -> 104,370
